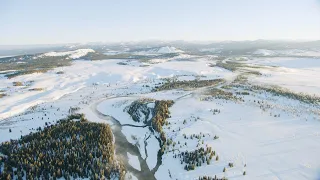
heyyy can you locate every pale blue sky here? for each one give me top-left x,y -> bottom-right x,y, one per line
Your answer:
1,0 -> 320,45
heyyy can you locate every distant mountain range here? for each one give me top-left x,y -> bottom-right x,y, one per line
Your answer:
1,40 -> 320,57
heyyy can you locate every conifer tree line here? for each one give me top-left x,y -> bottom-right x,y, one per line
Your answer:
0,114 -> 125,180
251,85 -> 320,105
151,100 -> 174,145
198,175 -> 228,180
153,79 -> 225,92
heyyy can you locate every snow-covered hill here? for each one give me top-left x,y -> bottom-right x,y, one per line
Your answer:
200,48 -> 222,53
253,49 -> 277,56
40,48 -> 95,59
133,46 -> 184,55
253,49 -> 320,57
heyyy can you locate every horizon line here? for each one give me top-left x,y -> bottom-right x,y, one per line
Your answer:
1,39 -> 320,47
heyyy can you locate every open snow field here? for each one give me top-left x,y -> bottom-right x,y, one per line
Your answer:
1,49 -> 320,180
245,57 -> 320,96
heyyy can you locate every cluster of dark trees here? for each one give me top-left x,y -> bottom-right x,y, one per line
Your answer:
82,51 -> 179,62
28,88 -> 44,91
201,88 -> 243,102
216,61 -> 262,79
127,99 -> 153,123
215,61 -> 240,72
0,93 -> 6,98
201,95 -> 244,102
0,114 -> 125,180
183,133 -> 207,140
254,100 -> 281,116
56,71 -> 64,74
198,176 -> 228,180
236,91 -> 250,96
151,100 -> 174,143
211,109 -> 221,115
6,69 -> 50,79
149,100 -> 174,158
176,147 -> 215,171
153,79 -> 225,92
12,81 -> 24,86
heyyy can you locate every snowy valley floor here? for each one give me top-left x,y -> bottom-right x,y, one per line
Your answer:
1,55 -> 320,180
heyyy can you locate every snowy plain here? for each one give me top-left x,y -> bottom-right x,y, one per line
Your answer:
0,48 -> 320,180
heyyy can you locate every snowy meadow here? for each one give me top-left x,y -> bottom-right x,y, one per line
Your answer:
0,44 -> 320,180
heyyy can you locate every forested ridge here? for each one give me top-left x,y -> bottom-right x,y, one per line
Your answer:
0,114 -> 125,180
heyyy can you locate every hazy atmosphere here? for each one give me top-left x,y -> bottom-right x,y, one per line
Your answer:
1,0 -> 320,45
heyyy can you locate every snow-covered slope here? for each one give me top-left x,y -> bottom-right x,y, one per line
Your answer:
253,49 -> 320,57
40,48 -> 95,59
200,48 -> 222,53
157,46 -> 183,54
134,46 -> 184,55
253,49 -> 277,56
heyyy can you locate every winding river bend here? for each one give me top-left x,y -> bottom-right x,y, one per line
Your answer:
91,97 -> 161,180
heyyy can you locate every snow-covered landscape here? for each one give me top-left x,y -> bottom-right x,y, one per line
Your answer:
1,41 -> 320,180
2,0 -> 320,179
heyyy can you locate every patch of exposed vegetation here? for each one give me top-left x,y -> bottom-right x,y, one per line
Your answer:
201,88 -> 241,101
5,69 -> 49,79
245,70 -> 262,76
215,61 -> 240,71
138,53 -> 180,63
0,93 -> 6,98
81,52 -> 110,60
88,53 -> 133,60
117,62 -> 128,65
215,60 -> 264,72
232,71 -> 262,84
220,85 -> 232,89
236,91 -> 250,95
153,79 -> 225,92
29,88 -> 44,91
201,87 -> 249,102
139,64 -> 150,67
0,114 -> 125,180
85,52 -> 179,62
12,81 -> 23,86
233,74 -> 248,84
